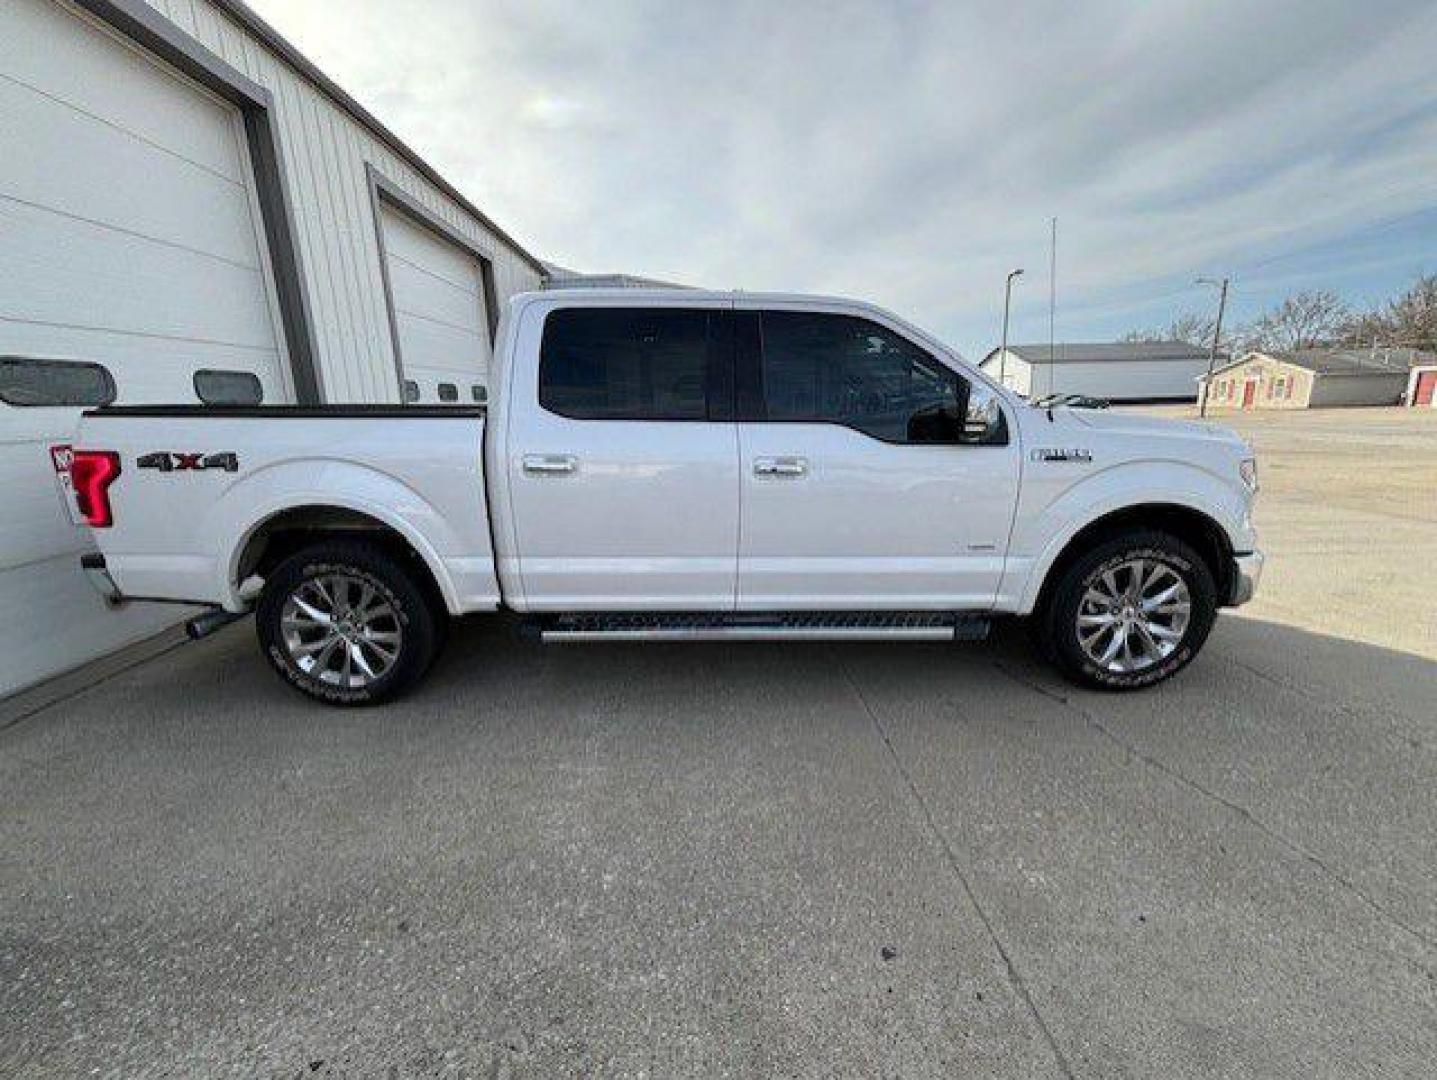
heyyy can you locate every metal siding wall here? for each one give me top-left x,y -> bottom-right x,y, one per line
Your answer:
1013,357 -> 1032,397
1308,375 -> 1406,408
1039,360 -> 1207,401
141,0 -> 544,403
978,352 -> 1031,396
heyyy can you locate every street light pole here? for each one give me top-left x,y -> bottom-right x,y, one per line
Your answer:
1196,276 -> 1229,418
998,268 -> 1024,388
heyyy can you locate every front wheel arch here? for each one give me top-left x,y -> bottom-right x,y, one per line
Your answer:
1029,503 -> 1233,620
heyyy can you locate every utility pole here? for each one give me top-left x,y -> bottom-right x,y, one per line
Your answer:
1196,276 -> 1229,418
998,268 -> 1024,387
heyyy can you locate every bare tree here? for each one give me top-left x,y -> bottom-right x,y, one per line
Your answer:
1335,275 -> 1437,351
1119,311 -> 1218,346
1119,275 -> 1435,355
1167,311 -> 1217,347
1240,290 -> 1349,352
1339,308 -> 1387,349
1380,274 -> 1437,351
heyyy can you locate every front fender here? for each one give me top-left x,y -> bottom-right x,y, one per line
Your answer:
1003,460 -> 1255,614
205,459 -> 469,613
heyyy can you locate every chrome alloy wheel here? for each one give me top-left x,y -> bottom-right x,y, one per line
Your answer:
280,572 -> 402,689
1076,558 -> 1192,675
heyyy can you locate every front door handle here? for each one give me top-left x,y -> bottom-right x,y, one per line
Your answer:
522,453 -> 577,475
753,456 -> 808,477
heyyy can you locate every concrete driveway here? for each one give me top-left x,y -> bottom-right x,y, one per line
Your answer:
2,611 -> 1434,1078
4,406 -> 1436,1077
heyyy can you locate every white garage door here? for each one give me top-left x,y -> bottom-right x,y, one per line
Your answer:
379,203 -> 492,404
0,0 -> 288,695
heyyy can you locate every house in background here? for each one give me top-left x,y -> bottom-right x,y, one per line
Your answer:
977,341 -> 1214,403
1199,349 -> 1411,410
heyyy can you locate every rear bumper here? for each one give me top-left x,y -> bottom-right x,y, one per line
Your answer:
1228,549 -> 1264,607
80,553 -> 234,618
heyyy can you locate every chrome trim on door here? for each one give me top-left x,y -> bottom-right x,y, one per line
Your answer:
753,456 -> 808,477
522,454 -> 577,475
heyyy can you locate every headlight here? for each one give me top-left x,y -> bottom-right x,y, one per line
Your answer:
1239,457 -> 1258,492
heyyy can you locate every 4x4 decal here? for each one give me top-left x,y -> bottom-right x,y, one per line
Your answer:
137,451 -> 239,473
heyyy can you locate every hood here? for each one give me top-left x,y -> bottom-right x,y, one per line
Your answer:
1062,408 -> 1247,450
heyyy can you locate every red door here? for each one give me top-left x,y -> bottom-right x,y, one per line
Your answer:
1416,371 -> 1437,406
1242,381 -> 1257,408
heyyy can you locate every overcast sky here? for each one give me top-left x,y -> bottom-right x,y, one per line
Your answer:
249,0 -> 1437,357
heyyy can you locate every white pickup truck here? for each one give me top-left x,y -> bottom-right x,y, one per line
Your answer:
71,290 -> 1262,705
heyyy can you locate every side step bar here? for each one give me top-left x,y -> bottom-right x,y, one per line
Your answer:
532,611 -> 990,643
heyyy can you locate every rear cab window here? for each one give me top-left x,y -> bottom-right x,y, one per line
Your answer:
538,307 -> 731,421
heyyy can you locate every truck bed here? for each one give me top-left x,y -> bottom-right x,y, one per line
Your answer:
74,405 -> 499,615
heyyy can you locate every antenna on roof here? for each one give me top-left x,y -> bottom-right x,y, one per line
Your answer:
1048,217 -> 1057,396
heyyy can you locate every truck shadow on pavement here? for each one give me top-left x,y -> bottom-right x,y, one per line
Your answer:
1,612 -> 1434,1078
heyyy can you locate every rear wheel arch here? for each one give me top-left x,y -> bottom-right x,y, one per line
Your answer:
232,504 -> 451,616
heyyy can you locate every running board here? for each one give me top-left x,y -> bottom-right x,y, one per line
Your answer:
532,611 -> 990,643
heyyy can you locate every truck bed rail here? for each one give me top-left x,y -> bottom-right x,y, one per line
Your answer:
83,404 -> 485,419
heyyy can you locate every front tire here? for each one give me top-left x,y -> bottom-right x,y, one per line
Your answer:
256,540 -> 441,706
1037,531 -> 1217,691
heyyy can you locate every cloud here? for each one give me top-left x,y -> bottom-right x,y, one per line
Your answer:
248,0 -> 1437,354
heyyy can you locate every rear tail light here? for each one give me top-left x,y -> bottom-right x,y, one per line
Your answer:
70,450 -> 122,528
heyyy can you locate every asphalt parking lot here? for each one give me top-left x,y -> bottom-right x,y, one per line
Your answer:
3,409 -> 1435,1078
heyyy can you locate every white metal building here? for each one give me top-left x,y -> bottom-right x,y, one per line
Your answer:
0,0 -> 546,696
542,262 -> 689,290
978,341 -> 1215,403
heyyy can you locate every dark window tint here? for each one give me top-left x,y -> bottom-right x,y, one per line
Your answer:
403,380 -> 420,403
437,382 -> 458,402
758,313 -> 987,444
0,357 -> 117,407
471,385 -> 487,403
193,369 -> 263,406
540,308 -> 712,420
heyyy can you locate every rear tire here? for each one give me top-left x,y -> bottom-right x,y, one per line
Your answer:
1036,530 -> 1217,691
256,540 -> 441,706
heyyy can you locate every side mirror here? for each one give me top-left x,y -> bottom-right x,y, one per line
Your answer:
961,384 -> 1007,445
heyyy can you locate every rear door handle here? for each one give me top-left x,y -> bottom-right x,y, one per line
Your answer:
753,456 -> 808,477
522,453 -> 577,475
